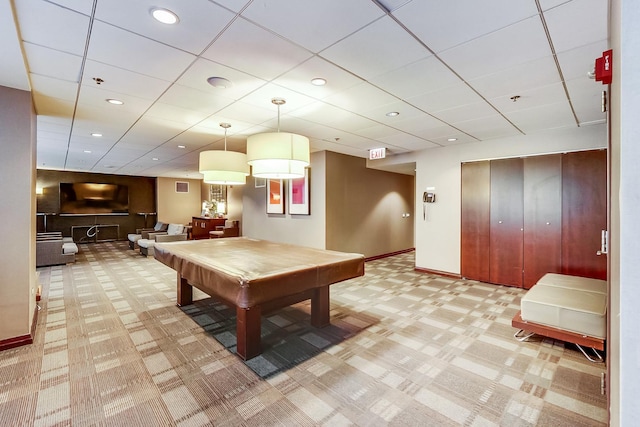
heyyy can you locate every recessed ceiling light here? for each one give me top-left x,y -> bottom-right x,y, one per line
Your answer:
91,133 -> 102,137
447,138 -> 458,142
386,111 -> 400,117
151,7 -> 179,24
83,150 -> 92,153
106,98 -> 123,105
207,76 -> 233,89
311,78 -> 326,86
177,145 -> 186,149
152,157 -> 159,161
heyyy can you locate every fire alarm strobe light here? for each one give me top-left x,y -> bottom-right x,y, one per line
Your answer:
594,49 -> 613,85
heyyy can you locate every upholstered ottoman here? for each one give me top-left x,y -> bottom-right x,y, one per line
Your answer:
520,283 -> 606,339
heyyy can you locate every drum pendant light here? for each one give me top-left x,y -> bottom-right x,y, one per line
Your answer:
199,123 -> 249,185
246,98 -> 309,179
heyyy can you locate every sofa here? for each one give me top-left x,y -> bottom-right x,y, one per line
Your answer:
127,221 -> 168,249
36,232 -> 78,267
209,220 -> 240,238
137,224 -> 187,257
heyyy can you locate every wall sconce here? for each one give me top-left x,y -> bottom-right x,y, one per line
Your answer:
36,187 -> 43,195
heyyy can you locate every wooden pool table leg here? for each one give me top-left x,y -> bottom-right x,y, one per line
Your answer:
176,274 -> 193,306
236,306 -> 261,360
311,285 -> 330,327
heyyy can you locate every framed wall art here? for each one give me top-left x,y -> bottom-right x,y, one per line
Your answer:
288,168 -> 310,215
266,179 -> 285,214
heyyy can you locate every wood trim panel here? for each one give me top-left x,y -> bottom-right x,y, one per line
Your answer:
489,158 -> 524,287
561,150 -> 607,279
523,155 -> 563,289
461,161 -> 491,282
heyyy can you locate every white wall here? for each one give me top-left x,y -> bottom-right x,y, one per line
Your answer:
242,151 -> 326,249
157,177 -> 202,225
610,0 -> 640,424
414,125 -> 607,274
0,86 -> 37,342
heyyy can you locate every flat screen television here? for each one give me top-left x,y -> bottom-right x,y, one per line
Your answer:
59,182 -> 129,215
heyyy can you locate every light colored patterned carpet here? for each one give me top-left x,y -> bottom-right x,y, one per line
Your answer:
1,241 -> 607,426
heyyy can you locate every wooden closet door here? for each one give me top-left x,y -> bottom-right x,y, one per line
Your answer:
461,161 -> 490,282
562,150 -> 607,279
523,155 -> 562,289
489,158 -> 524,287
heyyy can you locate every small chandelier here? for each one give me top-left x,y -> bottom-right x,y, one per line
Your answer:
246,98 -> 310,179
199,123 -> 249,185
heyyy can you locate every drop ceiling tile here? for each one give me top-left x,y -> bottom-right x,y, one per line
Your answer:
452,114 -> 521,140
556,40 -> 609,81
407,82 -> 485,113
202,17 -> 312,81
438,16 -> 551,81
272,57 -> 364,100
15,1 -> 89,55
82,60 -> 171,101
238,83 -> 317,116
0,0 -> 29,90
219,0 -> 252,13
377,133 -> 439,151
23,43 -> 82,82
434,101 -> 498,124
353,124 -> 407,141
467,55 -> 560,100
157,84 -> 233,117
544,0 -> 608,53
47,0 -> 94,15
538,0 -> 572,11
176,58 -> 267,101
122,116 -> 190,146
72,105 -> 138,136
389,115 -> 447,136
202,102 -> 274,132
369,56 -> 460,100
32,94 -> 75,117
87,21 -> 196,82
310,139 -> 368,158
392,0 -> 538,53
323,82 -> 398,113
503,101 -> 576,133
77,85 -> 153,115
289,102 -> 379,134
430,133 -> 478,146
360,101 -> 426,123
95,0 -> 235,54
421,125 -> 477,142
30,74 -> 78,102
242,0 -> 383,53
172,126 -> 220,147
491,82 -> 568,114
145,103 -> 210,127
321,16 -> 430,81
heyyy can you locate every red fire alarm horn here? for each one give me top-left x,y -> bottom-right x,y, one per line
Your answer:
594,49 -> 613,85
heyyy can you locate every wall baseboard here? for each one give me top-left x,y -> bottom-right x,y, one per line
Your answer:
414,266 -> 461,279
0,302 -> 39,352
365,248 -> 415,262
0,333 -> 33,352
